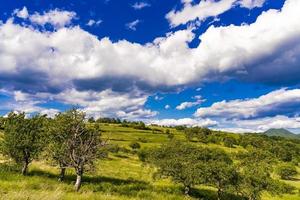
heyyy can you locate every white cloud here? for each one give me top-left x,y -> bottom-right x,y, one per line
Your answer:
166,0 -> 266,27
1,89 -> 157,120
29,8 -> 76,29
86,19 -> 102,27
218,115 -> 300,133
132,2 -> 151,10
166,0 -> 236,27
1,1 -> 300,121
176,97 -> 205,110
239,0 -> 266,9
195,88 -> 300,119
2,1 -> 300,95
13,7 -> 29,19
150,118 -> 218,127
126,19 -> 140,31
165,104 -> 170,109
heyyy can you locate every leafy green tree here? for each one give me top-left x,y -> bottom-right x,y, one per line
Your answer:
145,141 -> 237,197
48,109 -> 105,191
88,117 -> 95,123
223,136 -> 237,148
184,127 -> 212,143
46,113 -> 72,181
145,141 -> 200,194
236,148 -> 287,200
201,150 -> 238,200
277,163 -> 298,180
1,112 -> 46,175
0,116 -> 5,130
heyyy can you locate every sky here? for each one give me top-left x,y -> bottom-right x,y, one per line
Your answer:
1,0 -> 300,133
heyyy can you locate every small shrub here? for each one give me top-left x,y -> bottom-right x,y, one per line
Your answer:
167,132 -> 174,140
106,144 -> 120,153
277,163 -> 298,180
129,142 -> 141,150
138,138 -> 148,143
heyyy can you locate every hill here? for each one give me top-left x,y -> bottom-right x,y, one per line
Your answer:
263,128 -> 300,139
0,123 -> 299,200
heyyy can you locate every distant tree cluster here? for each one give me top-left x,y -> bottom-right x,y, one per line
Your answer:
141,141 -> 295,200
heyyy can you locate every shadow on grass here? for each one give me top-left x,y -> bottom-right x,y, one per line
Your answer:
28,168 -> 146,185
2,165 -> 243,199
189,188 -> 243,200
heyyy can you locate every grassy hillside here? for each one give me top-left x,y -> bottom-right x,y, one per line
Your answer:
0,125 -> 300,200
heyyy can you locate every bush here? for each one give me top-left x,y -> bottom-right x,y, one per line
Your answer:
106,144 -> 120,153
138,138 -> 148,143
277,164 -> 298,180
129,142 -> 141,150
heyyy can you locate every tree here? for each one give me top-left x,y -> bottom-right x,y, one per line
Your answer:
277,163 -> 298,180
0,116 -> 4,130
236,149 -> 285,200
146,141 -> 200,195
145,141 -> 238,197
201,150 -> 238,200
223,136 -> 237,148
48,109 -> 105,191
184,127 -> 212,143
46,113 -> 72,181
1,112 -> 46,175
88,117 -> 95,123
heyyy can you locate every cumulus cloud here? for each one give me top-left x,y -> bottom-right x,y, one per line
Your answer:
218,115 -> 300,133
132,2 -> 151,10
1,89 -> 157,119
1,1 -> 300,120
29,9 -> 76,28
13,7 -> 29,19
195,88 -> 300,119
167,0 -> 236,27
13,7 -> 76,29
176,96 -> 205,110
150,118 -> 218,127
166,0 -> 267,27
239,0 -> 266,9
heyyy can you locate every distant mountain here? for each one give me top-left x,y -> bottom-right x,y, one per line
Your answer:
263,128 -> 300,139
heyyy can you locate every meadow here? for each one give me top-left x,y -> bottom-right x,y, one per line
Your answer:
0,122 -> 300,200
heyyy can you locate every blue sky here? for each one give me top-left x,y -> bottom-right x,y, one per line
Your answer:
1,0 -> 300,133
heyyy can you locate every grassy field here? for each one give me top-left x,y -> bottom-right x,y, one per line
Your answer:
0,124 -> 300,200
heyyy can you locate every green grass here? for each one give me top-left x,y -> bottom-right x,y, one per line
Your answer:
0,125 -> 300,200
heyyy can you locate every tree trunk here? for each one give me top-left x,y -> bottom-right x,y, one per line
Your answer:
74,167 -> 83,192
74,174 -> 82,191
22,160 -> 29,175
58,167 -> 66,181
184,185 -> 191,195
217,188 -> 222,200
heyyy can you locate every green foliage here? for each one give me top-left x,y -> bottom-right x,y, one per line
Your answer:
223,136 -> 237,148
47,109 -> 105,191
96,117 -> 122,124
184,127 -> 212,143
277,163 -> 298,180
0,116 -> 4,130
1,112 -> 46,175
145,140 -> 238,197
